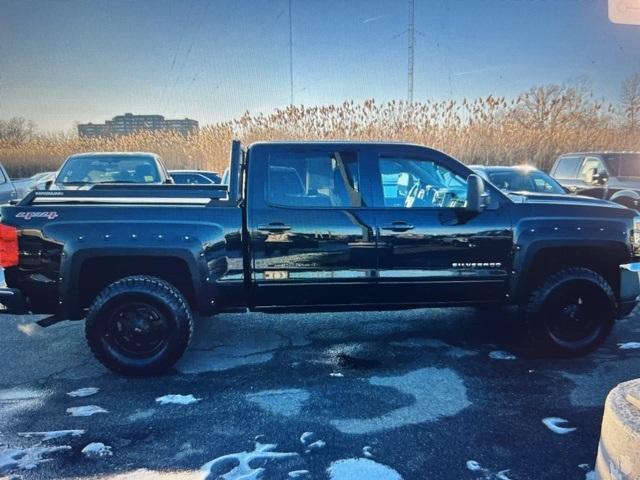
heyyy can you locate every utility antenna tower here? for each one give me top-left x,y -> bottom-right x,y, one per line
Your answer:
289,0 -> 294,105
407,0 -> 415,103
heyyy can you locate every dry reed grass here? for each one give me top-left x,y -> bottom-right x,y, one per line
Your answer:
1,84 -> 638,178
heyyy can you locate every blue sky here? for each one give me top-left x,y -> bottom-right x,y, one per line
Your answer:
1,0 -> 640,132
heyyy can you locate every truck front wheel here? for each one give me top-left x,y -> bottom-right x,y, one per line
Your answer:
522,268 -> 615,356
85,276 -> 193,376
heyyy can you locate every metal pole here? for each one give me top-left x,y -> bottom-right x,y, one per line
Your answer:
289,0 -> 294,105
408,0 -> 415,103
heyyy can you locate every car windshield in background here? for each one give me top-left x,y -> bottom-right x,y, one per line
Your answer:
605,153 -> 640,177
57,156 -> 160,184
487,170 -> 565,194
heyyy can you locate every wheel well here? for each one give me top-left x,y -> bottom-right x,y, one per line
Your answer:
77,256 -> 196,311
612,195 -> 638,210
524,246 -> 627,300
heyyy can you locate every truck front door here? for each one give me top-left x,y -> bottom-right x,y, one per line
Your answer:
366,146 -> 513,305
247,144 -> 377,308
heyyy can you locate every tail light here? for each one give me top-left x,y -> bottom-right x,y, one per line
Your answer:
0,225 -> 19,268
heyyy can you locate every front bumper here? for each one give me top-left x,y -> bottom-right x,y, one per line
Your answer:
619,263 -> 640,318
0,269 -> 27,314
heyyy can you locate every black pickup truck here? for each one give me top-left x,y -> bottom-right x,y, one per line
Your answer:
550,152 -> 640,209
1,141 -> 639,376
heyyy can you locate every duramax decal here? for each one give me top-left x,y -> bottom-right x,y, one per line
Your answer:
16,211 -> 59,220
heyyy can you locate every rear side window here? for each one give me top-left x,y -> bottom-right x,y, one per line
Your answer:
267,151 -> 361,208
553,157 -> 582,179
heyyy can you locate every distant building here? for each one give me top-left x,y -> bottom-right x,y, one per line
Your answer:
78,113 -> 199,137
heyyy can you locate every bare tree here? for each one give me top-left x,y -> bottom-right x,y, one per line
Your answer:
0,117 -> 36,143
621,73 -> 640,130
509,83 -> 595,131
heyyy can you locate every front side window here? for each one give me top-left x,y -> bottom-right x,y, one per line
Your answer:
378,157 -> 467,208
267,151 -> 361,208
579,157 -> 605,183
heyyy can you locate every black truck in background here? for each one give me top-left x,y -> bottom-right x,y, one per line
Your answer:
1,141 -> 639,376
551,152 -> 640,210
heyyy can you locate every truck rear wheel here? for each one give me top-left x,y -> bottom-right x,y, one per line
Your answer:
85,275 -> 193,376
522,268 -> 615,356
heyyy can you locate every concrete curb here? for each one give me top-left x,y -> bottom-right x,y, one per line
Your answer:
595,379 -> 640,479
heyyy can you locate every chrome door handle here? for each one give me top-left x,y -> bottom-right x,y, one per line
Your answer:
381,222 -> 414,232
258,223 -> 291,232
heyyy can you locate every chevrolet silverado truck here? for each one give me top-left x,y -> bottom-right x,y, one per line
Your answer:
0,141 -> 639,376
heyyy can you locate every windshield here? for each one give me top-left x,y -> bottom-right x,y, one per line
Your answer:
605,153 -> 640,177
56,156 -> 161,184
487,170 -> 565,194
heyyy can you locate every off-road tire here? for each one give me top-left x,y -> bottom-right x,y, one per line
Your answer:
522,267 -> 615,357
85,275 -> 193,376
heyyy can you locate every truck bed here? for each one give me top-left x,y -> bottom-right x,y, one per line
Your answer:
1,185 -> 245,318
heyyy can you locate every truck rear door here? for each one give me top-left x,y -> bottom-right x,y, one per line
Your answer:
246,144 -> 377,308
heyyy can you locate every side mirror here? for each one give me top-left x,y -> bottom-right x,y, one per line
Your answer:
594,171 -> 609,185
466,174 -> 487,212
44,180 -> 53,190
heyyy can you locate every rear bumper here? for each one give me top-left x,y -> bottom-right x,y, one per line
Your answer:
0,288 -> 28,314
0,269 -> 28,314
619,263 -> 640,318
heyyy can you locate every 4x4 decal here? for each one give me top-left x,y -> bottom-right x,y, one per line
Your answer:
16,211 -> 59,220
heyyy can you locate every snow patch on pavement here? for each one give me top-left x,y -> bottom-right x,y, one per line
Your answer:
81,442 -> 113,458
128,408 -> 156,421
618,342 -> 640,350
155,394 -> 201,405
466,460 -> 512,479
66,405 -> 108,417
0,444 -> 71,474
362,446 -> 374,458
200,441 -> 298,480
327,458 -> 402,480
304,440 -> 325,453
542,417 -> 576,434
300,432 -> 315,445
18,430 -> 85,442
67,387 -> 99,398
331,367 -> 470,434
330,372 -> 344,377
173,442 -> 204,462
288,470 -> 310,478
489,350 -> 517,360
246,389 -> 310,417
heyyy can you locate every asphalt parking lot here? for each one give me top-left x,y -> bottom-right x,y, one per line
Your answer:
1,306 -> 639,480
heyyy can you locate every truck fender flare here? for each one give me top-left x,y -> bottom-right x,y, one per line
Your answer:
509,238 -> 629,304
62,248 -> 204,319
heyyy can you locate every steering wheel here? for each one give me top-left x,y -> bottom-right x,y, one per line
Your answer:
404,181 -> 422,208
